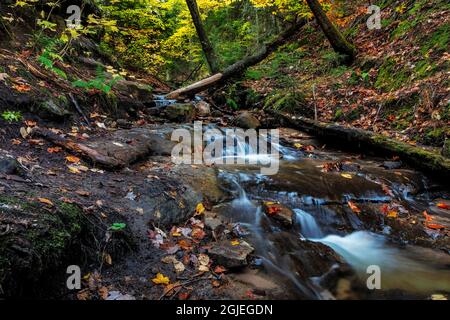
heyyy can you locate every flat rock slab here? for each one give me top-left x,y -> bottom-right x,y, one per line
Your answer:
208,240 -> 254,269
33,127 -> 176,169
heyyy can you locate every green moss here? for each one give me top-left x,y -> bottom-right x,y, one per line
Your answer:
264,91 -> 308,115
375,58 -> 410,92
420,23 -> 450,54
422,127 -> 448,146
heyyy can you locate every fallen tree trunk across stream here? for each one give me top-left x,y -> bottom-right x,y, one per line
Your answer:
166,20 -> 306,100
271,111 -> 450,180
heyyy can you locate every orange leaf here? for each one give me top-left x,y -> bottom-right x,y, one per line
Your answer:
178,239 -> 192,251
423,211 -> 433,222
66,155 -> 81,163
436,203 -> 450,210
24,120 -> 37,127
192,227 -> 206,240
47,147 -> 62,153
38,198 -> 54,206
13,84 -> 32,92
348,201 -> 361,214
426,223 -> 446,230
214,266 -> 227,274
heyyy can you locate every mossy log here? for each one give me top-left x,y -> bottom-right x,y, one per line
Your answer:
271,111 -> 450,180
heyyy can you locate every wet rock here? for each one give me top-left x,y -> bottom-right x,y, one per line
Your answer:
262,202 -> 293,227
135,178 -> 202,228
234,111 -> 261,129
116,80 -> 153,102
204,212 -> 223,231
382,161 -> 402,170
0,158 -> 22,175
164,104 -> 195,123
194,101 -> 211,117
172,165 -> 228,204
208,240 -> 254,269
268,232 -> 344,280
116,119 -> 132,129
36,98 -> 71,119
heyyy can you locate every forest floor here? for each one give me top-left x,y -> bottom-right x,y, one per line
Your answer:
238,0 -> 449,153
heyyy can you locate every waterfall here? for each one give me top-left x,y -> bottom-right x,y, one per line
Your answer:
294,209 -> 323,239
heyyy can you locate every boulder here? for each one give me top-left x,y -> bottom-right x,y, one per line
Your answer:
234,111 -> 261,129
36,98 -> 71,119
0,158 -> 22,175
164,103 -> 195,123
194,101 -> 211,117
115,80 -> 154,102
208,240 -> 254,269
262,202 -> 293,227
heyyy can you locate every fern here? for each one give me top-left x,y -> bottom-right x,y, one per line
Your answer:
72,66 -> 123,94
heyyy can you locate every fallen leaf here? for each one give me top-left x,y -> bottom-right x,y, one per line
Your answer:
98,286 -> 109,300
67,166 -> 81,174
348,201 -> 361,214
178,239 -> 193,251
436,203 -> 450,210
152,273 -> 170,285
13,83 -> 32,92
178,292 -> 190,300
341,173 -> 353,179
47,147 -> 62,153
230,240 -> 240,246
11,139 -> 22,145
19,127 -> 29,139
76,190 -> 90,197
426,223 -> 446,230
24,120 -> 37,127
214,266 -> 227,274
192,227 -> 206,240
194,203 -> 205,216
38,198 -> 54,206
66,155 -> 81,164
103,253 -> 112,265
387,211 -> 398,218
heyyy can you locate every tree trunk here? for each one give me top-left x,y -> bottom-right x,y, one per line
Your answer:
166,20 -> 306,100
186,0 -> 219,74
305,0 -> 356,63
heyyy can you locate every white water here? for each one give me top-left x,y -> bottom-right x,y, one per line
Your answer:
294,209 -> 324,239
313,231 -> 450,293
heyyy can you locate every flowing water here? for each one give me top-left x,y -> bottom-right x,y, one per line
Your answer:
211,128 -> 450,299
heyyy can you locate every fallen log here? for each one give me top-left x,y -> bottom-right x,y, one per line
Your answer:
31,127 -> 122,168
166,20 -> 306,100
270,111 -> 450,180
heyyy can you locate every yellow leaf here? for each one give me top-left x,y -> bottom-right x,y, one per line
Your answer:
152,273 -> 170,285
194,203 -> 205,216
66,155 -> 81,163
387,211 -> 398,218
294,143 -> 303,149
230,240 -> 240,246
341,173 -> 353,179
38,198 -> 54,206
68,165 -> 81,174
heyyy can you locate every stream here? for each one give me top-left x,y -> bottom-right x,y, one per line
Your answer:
198,125 -> 450,299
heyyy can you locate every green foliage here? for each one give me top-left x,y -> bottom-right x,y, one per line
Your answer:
36,37 -> 67,80
1,111 -> 22,122
72,66 -> 122,94
110,223 -> 127,231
